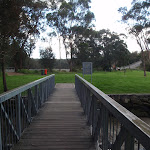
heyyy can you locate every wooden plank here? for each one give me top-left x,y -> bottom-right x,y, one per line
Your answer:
13,83 -> 95,150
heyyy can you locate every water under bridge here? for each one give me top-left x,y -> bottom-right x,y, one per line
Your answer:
0,75 -> 150,150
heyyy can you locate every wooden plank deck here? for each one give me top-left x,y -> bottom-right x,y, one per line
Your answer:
13,83 -> 95,150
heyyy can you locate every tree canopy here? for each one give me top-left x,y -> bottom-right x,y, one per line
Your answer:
0,0 -> 47,91
119,0 -> 150,76
40,47 -> 55,71
72,28 -> 130,70
46,0 -> 95,71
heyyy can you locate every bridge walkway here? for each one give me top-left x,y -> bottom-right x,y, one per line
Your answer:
13,83 -> 95,150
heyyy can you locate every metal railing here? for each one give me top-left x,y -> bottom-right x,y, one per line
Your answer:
0,74 -> 55,150
75,74 -> 150,150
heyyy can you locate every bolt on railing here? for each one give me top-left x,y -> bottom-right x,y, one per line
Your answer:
75,74 -> 150,150
0,74 -> 55,150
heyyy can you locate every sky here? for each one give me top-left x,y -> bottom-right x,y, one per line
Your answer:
31,0 -> 141,59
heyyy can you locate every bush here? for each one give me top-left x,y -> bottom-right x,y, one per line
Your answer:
17,69 -> 41,74
145,60 -> 150,71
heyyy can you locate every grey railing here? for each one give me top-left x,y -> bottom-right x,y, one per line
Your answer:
0,74 -> 55,150
75,74 -> 150,150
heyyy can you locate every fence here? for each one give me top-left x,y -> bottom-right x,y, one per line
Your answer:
75,74 -> 150,150
0,74 -> 55,150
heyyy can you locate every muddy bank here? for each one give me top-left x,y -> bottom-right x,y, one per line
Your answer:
109,94 -> 150,117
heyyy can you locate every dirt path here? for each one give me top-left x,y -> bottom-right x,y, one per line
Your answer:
7,72 -> 24,76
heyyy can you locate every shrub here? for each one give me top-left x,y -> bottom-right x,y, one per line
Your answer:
18,69 -> 41,74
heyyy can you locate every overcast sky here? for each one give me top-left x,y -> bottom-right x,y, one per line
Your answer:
31,0 -> 141,59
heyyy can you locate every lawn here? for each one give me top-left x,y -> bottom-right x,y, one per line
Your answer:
0,74 -> 44,94
82,70 -> 150,94
55,70 -> 150,94
1,70 -> 150,94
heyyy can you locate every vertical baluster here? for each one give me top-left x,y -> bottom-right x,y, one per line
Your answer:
35,85 -> 38,112
92,97 -> 98,137
39,83 -> 42,107
138,141 -> 140,150
109,114 -> 112,145
42,83 -> 44,104
47,79 -> 49,98
21,97 -> 23,132
0,103 -> 2,150
4,102 -> 8,150
14,96 -> 18,143
125,133 -> 134,150
27,89 -> 31,123
22,97 -> 25,130
10,99 -> 13,147
17,94 -> 21,139
6,100 -> 10,149
102,106 -> 109,150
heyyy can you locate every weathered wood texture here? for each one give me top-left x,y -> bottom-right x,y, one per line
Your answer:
13,83 -> 95,150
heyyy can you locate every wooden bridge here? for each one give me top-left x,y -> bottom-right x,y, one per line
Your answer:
0,75 -> 150,150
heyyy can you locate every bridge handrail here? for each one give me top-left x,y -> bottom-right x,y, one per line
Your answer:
75,74 -> 150,150
0,74 -> 55,150
0,74 -> 55,103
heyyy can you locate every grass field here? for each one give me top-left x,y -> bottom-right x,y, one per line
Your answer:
82,70 -> 150,94
0,74 -> 44,94
1,70 -> 150,94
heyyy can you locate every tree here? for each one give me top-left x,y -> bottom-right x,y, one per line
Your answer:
72,27 -> 102,69
119,0 -> 150,76
40,47 -> 55,71
0,0 -> 47,92
46,0 -> 94,71
128,51 -> 141,64
70,27 -> 129,71
96,29 -> 129,71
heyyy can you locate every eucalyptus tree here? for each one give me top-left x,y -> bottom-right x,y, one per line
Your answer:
98,29 -> 129,71
71,27 -> 129,70
0,0 -> 47,92
119,0 -> 150,76
72,27 -> 102,68
46,0 -> 94,71
40,47 -> 55,71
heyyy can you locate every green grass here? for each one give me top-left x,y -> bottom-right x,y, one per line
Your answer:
54,70 -> 150,94
55,72 -> 75,83
82,70 -> 150,94
1,70 -> 150,94
0,74 -> 44,94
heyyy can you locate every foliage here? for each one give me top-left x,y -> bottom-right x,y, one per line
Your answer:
128,51 -> 141,64
0,0 -> 48,91
73,28 -> 130,70
54,59 -> 69,69
119,0 -> 150,76
17,69 -> 41,74
40,47 -> 55,71
46,0 -> 94,71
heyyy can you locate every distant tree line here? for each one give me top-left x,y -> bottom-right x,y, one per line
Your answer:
0,0 -> 149,93
119,0 -> 150,76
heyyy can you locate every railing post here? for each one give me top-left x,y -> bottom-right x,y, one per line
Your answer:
35,85 -> 38,112
17,94 -> 21,138
102,105 -> 109,150
0,104 -> 2,150
27,89 -> 31,123
125,133 -> 134,150
39,83 -> 42,107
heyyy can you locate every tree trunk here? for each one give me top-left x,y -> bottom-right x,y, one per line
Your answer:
1,58 -> 8,92
142,50 -> 146,76
69,42 -> 73,72
14,62 -> 18,72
